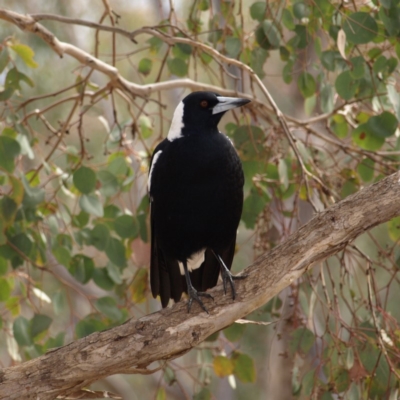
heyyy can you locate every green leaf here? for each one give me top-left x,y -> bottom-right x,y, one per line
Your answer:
197,0 -> 209,11
242,190 -> 268,229
388,216 -> 400,242
163,366 -> 176,385
139,115 -> 153,139
200,51 -> 212,64
106,262 -> 123,284
69,254 -> 94,284
53,246 -> 71,267
357,158 -> 375,182
167,58 -> 188,77
114,215 -> 139,239
138,58 -> 152,76
233,125 -> 264,160
90,223 -> 110,250
292,25 -> 310,49
1,196 -> 18,226
5,67 -> 34,90
0,257 -> 7,276
13,316 -> 32,346
335,70 -> 359,100
136,212 -> 148,242
75,315 -> 105,338
9,174 -> 24,205
366,112 -> 398,138
30,314 -> 52,338
10,233 -> 33,257
95,296 -> 123,321
250,47 -> 268,78
6,295 -> 20,317
79,194 -> 104,217
213,355 -> 234,377
352,124 -> 384,150
321,50 -> 344,72
379,6 -> 400,36
147,36 -> 164,53
289,327 -> 315,355
349,56 -> 366,79
0,277 -> 11,301
53,291 -> 66,315
232,352 -> 256,383
72,210 -> 90,228
255,20 -> 281,50
93,267 -> 115,290
107,153 -> 129,176
224,323 -> 246,342
22,176 -> 45,207
333,368 -> 351,393
341,180 -> 358,198
0,49 -> 9,73
97,170 -> 119,198
0,87 -> 14,101
73,166 -> 97,194
342,12 -> 378,44
282,8 -> 295,30
298,72 -> 316,98
193,388 -> 211,400
293,2 -> 311,19
250,2 -> 266,22
17,134 -> 34,160
320,83 -> 334,113
301,370 -> 315,397
105,237 -> 127,268
225,37 -> 241,58
0,136 -> 21,172
131,268 -> 148,303
156,388 -> 166,400
10,43 -> 38,68
278,158 -> 289,190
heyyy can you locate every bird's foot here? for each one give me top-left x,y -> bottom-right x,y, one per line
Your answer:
221,268 -> 248,300
187,286 -> 213,314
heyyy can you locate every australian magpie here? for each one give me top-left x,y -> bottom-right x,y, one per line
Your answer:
148,91 -> 250,312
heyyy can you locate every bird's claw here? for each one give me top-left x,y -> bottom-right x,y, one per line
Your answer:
221,270 -> 248,300
187,286 -> 213,313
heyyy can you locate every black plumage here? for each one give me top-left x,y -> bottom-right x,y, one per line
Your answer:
148,91 -> 250,312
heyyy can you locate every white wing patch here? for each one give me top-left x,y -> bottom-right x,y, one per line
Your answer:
178,249 -> 205,275
147,150 -> 162,192
167,101 -> 185,141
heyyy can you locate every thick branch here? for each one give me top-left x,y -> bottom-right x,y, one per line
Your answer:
0,172 -> 399,399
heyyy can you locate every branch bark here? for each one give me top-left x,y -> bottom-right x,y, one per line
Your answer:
0,172 -> 399,399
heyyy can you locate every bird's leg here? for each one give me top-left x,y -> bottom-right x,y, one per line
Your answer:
183,260 -> 213,313
213,251 -> 248,300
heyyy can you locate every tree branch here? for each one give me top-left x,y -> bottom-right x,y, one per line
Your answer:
0,9 -> 253,99
0,171 -> 399,399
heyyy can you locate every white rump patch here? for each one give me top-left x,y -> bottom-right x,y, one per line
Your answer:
147,150 -> 162,192
167,101 -> 185,141
179,249 -> 205,275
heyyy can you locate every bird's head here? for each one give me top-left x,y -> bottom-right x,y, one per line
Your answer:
167,91 -> 250,141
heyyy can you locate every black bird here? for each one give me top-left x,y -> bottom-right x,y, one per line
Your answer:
148,91 -> 250,312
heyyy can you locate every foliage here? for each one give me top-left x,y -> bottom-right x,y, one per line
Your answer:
0,0 -> 400,398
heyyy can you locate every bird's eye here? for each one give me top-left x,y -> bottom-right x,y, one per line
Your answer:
200,100 -> 208,108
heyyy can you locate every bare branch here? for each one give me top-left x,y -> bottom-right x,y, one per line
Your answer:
0,171 -> 399,399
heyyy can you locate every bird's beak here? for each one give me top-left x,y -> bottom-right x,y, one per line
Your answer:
212,96 -> 251,115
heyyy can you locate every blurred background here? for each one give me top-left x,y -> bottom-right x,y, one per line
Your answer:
0,0 -> 400,399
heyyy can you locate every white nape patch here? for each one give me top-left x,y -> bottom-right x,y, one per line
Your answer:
147,150 -> 162,192
178,249 -> 206,275
167,101 -> 185,141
